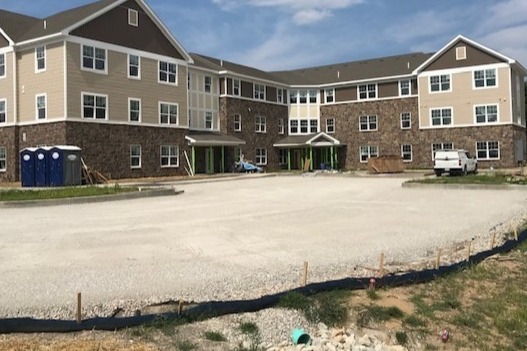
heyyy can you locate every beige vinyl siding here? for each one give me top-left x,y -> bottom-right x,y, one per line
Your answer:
67,42 -> 188,127
17,42 -> 64,123
418,66 -> 511,127
289,105 -> 319,119
0,51 -> 14,124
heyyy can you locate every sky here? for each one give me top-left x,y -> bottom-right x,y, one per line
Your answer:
1,0 -> 527,71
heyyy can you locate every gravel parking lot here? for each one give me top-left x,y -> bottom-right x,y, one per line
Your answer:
0,175 -> 526,319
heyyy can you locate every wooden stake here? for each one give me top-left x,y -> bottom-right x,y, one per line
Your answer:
302,261 -> 308,286
435,248 -> 442,269
178,300 -> 184,315
514,227 -> 519,241
467,241 -> 472,262
378,253 -> 385,277
490,232 -> 496,250
76,292 -> 82,324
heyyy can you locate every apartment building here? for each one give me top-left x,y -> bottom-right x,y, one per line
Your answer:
0,0 -> 525,182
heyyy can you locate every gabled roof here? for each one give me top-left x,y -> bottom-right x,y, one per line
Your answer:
186,132 -> 246,146
274,132 -> 342,148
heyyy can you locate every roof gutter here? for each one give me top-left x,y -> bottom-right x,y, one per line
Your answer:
218,70 -> 289,88
15,32 -> 64,48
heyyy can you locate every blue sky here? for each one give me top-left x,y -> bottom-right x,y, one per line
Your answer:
1,0 -> 527,71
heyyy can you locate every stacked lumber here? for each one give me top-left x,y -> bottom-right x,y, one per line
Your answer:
81,158 -> 109,184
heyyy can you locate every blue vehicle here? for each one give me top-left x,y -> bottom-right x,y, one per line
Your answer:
232,161 -> 263,173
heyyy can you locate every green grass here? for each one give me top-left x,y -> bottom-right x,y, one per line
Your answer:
395,331 -> 408,345
357,305 -> 404,326
0,184 -> 137,201
238,322 -> 259,335
176,340 -> 197,351
409,172 -> 527,185
203,331 -> 227,342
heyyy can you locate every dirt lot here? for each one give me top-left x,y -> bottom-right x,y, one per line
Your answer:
0,175 -> 525,319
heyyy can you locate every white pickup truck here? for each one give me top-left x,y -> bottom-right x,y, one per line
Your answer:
434,149 -> 478,176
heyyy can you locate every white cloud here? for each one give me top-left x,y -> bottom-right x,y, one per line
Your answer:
486,0 -> 527,30
478,24 -> 527,66
292,9 -> 331,25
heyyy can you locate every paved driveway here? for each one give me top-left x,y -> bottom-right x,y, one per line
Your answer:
0,176 -> 525,318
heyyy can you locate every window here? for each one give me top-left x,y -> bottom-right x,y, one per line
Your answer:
234,114 -> 241,131
309,90 -> 317,104
161,145 -> 179,168
431,108 -> 452,126
159,61 -> 177,84
0,54 -> 5,77
128,54 -> 140,79
204,76 -> 212,93
300,120 -> 308,133
130,145 -> 141,169
82,93 -> 107,119
360,145 -> 378,163
456,46 -> 466,60
475,105 -> 498,123
35,46 -> 45,72
277,89 -> 285,104
205,111 -> 213,129
310,119 -> 318,133
400,112 -> 411,129
474,69 -> 496,88
82,45 -> 106,72
326,118 -> 335,133
290,120 -> 298,134
399,80 -> 410,96
432,142 -> 454,160
358,84 -> 376,100
255,116 -> 266,133
36,94 -> 46,120
128,8 -> 138,26
254,84 -> 265,100
299,90 -> 307,104
401,144 -> 412,162
255,148 -> 267,165
359,115 -> 377,131
159,102 -> 178,124
278,118 -> 284,134
0,100 -> 5,123
233,79 -> 240,96
279,149 -> 287,165
430,75 -> 450,92
476,141 -> 500,160
289,90 -> 298,104
325,89 -> 334,103
0,147 -> 5,171
129,98 -> 141,122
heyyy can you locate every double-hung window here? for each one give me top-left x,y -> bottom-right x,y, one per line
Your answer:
326,118 -> 335,133
309,90 -> 317,104
35,46 -> 46,72
277,89 -> 285,103
475,105 -> 498,123
432,142 -> 454,160
82,93 -> 107,119
129,98 -> 141,122
36,94 -> 46,120
128,54 -> 140,79
82,45 -> 106,72
233,79 -> 240,96
300,120 -> 308,133
255,148 -> 267,165
359,115 -> 377,131
159,102 -> 178,124
290,120 -> 298,134
299,90 -> 307,104
476,141 -> 499,160
358,84 -> 376,100
401,144 -> 412,162
204,76 -> 212,93
400,112 -> 411,129
254,84 -> 265,100
310,120 -> 318,133
360,145 -> 378,163
255,116 -> 266,133
430,75 -> 450,92
0,100 -> 5,123
0,54 -> 5,77
159,61 -> 177,84
205,111 -> 213,129
130,145 -> 141,169
234,114 -> 241,131
289,90 -> 298,104
325,89 -> 334,103
431,108 -> 452,126
0,147 -> 6,171
399,80 -> 410,96
474,69 -> 496,88
161,145 -> 179,167
278,118 -> 284,134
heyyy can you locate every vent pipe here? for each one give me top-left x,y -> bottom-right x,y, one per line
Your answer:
337,71 -> 340,79
220,60 -> 223,67
407,61 -> 410,69
43,20 -> 47,29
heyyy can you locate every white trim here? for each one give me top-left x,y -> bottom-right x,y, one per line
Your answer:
128,8 -> 139,27
80,44 -> 108,75
474,103 -> 499,124
255,148 -> 268,166
0,53 -> 6,79
0,46 -> 14,55
189,64 -> 221,75
294,73 -> 416,89
0,99 -> 7,124
160,145 -> 179,168
158,60 -> 178,86
324,88 -> 335,104
399,79 -> 410,97
34,116 -> 188,130
127,54 -> 141,80
35,45 -> 46,73
0,28 -> 14,46
359,145 -> 379,163
400,112 -> 411,130
255,115 -> 267,133
63,41 -> 68,119
35,93 -> 47,120
418,63 -> 509,77
219,93 -> 292,106
428,74 -> 452,94
326,94 -> 418,106
476,140 -> 500,160
81,92 -> 109,120
128,97 -> 142,123
472,67 -> 498,90
234,113 -> 242,132
278,117 -> 285,134
232,78 -> 241,96
429,107 -> 454,127
357,83 -> 378,100
431,142 -> 455,160
359,115 -> 378,132
456,46 -> 466,60
509,68 -> 513,126
130,144 -> 142,169
15,33 -> 63,47
158,101 -> 179,125
401,144 -> 412,162
306,132 -> 340,145
253,83 -> 266,100
326,117 -> 335,134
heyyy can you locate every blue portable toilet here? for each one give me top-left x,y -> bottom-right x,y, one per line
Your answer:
34,147 -> 51,187
49,146 -> 82,187
20,148 -> 37,187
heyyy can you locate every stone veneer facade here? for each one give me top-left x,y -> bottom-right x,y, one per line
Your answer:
0,127 -> 20,182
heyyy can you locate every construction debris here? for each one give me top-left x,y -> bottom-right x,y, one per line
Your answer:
81,158 -> 109,184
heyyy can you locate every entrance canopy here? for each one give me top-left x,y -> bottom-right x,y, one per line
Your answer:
185,132 -> 246,146
273,132 -> 342,148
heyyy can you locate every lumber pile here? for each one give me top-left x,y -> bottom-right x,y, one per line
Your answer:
368,156 -> 404,174
81,158 -> 109,184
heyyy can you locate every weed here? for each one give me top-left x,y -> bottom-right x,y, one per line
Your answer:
452,313 -> 481,329
395,331 -> 408,345
277,292 -> 310,311
237,321 -> 263,351
177,340 -> 196,351
203,330 -> 227,342
367,289 -> 380,300
239,322 -> 259,335
0,185 -> 137,201
424,344 -> 439,351
357,305 -> 404,326
404,314 -> 427,328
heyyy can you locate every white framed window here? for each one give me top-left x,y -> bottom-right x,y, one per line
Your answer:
399,80 -> 410,96
159,102 -> 178,125
431,108 -> 452,126
82,45 -> 106,73
430,74 -> 450,92
255,148 -> 267,165
128,54 -> 140,79
299,90 -> 307,104
255,115 -> 266,133
254,84 -> 265,100
35,46 -> 46,72
0,147 -> 5,171
128,8 -> 138,26
277,88 -> 285,103
360,145 -> 378,163
130,145 -> 141,169
0,54 -> 5,78
474,69 -> 496,88
289,90 -> 298,104
310,119 -> 318,133
233,79 -> 240,96
161,145 -> 179,168
159,61 -> 177,85
475,104 -> 498,124
325,88 -> 334,103
401,144 -> 412,162
290,120 -> 298,133
129,98 -> 141,122
456,46 -> 466,60
278,118 -> 284,134
204,76 -> 212,93
476,141 -> 500,160
309,90 -> 317,104
432,142 -> 454,160
358,84 -> 377,100
359,115 -> 377,131
234,113 -> 241,131
82,93 -> 107,119
326,118 -> 335,133
36,94 -> 46,120
300,120 -> 308,133
400,112 -> 411,129
0,99 -> 6,123
279,149 -> 287,165
205,111 -> 213,129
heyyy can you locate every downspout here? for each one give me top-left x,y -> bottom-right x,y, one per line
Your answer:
12,48 -> 17,125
